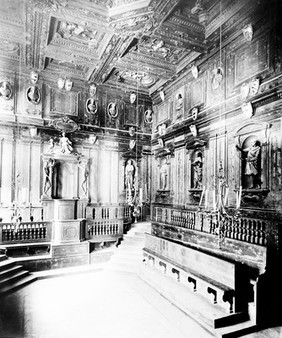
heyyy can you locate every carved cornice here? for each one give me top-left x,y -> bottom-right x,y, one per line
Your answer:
205,0 -> 247,38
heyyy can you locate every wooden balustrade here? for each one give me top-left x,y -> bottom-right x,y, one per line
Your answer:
86,204 -> 131,241
0,221 -> 52,244
152,205 -> 277,248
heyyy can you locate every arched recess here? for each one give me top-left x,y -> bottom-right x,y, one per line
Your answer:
234,122 -> 271,205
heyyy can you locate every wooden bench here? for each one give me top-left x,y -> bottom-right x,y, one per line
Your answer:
143,234 -> 253,316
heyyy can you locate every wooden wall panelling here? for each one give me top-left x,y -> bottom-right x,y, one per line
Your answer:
119,153 -> 125,200
171,153 -> 176,205
184,82 -> 190,120
184,147 -> 189,205
191,77 -> 204,108
98,149 -> 111,203
0,138 -> 13,220
30,141 -> 42,220
178,148 -> 185,206
206,53 -> 226,108
153,157 -> 159,195
110,151 -> 119,203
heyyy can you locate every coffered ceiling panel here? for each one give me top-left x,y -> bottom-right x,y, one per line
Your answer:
0,0 -> 254,94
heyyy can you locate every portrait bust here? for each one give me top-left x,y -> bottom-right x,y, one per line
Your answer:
26,86 -> 41,105
144,109 -> 153,124
107,102 -> 118,118
86,98 -> 98,114
0,81 -> 13,100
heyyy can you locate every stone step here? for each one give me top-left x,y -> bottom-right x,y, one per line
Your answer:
139,263 -> 242,337
0,274 -> 37,296
0,258 -> 17,269
0,270 -> 30,289
0,255 -> 7,262
0,265 -> 24,280
216,320 -> 257,338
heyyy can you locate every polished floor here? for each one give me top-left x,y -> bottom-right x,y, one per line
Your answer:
1,267 -> 282,338
0,268 -> 215,338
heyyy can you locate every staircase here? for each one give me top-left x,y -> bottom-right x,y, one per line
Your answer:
0,255 -> 36,296
104,221 -> 150,274
103,223 -> 258,338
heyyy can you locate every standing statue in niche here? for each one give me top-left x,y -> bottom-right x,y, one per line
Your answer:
236,139 -> 261,189
125,160 -> 135,191
59,131 -> 73,154
160,160 -> 168,190
192,152 -> 203,189
79,162 -> 89,196
43,159 -> 55,196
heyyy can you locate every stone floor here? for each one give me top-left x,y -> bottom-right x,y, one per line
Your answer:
0,267 -> 282,338
0,269 -> 213,338
0,221 -> 282,338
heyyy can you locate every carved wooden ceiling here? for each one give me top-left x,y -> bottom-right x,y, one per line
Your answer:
0,0 -> 249,96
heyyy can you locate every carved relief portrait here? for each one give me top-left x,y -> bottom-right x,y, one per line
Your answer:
144,109 -> 153,124
0,81 -> 13,100
26,86 -> 41,105
86,98 -> 98,114
107,102 -> 118,118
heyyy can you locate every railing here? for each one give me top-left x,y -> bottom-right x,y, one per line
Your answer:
0,221 -> 52,244
152,205 -> 278,247
86,204 -> 131,240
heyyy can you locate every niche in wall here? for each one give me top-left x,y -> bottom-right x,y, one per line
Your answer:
234,122 -> 271,206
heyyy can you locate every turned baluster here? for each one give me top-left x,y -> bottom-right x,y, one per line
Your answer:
249,220 -> 255,243
254,221 -> 260,244
259,222 -> 266,245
